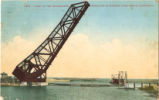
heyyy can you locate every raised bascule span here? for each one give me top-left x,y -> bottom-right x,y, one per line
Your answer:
13,1 -> 90,83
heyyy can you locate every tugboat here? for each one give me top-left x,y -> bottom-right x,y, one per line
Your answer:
111,71 -> 127,85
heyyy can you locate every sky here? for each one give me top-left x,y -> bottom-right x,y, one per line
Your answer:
1,0 -> 158,79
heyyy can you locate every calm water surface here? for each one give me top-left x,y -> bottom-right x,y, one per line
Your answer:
1,85 -> 155,100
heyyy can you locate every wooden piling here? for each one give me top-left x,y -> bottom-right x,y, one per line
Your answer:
133,83 -> 135,89
149,83 -> 151,87
141,83 -> 143,88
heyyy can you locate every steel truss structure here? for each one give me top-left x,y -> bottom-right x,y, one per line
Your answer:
13,1 -> 90,82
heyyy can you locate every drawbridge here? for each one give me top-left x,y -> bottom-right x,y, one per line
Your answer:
13,1 -> 90,82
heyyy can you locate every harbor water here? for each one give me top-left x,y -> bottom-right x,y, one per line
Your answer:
1,85 -> 156,100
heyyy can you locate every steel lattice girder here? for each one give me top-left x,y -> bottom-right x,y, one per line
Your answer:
12,1 -> 90,82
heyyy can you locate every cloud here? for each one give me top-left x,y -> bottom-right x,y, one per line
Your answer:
1,33 -> 158,79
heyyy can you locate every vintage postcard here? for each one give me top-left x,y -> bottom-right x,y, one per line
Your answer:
1,0 -> 158,100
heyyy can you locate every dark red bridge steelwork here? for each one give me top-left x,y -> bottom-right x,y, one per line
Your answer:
13,1 -> 90,82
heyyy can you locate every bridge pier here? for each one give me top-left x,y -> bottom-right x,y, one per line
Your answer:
20,82 -> 48,86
